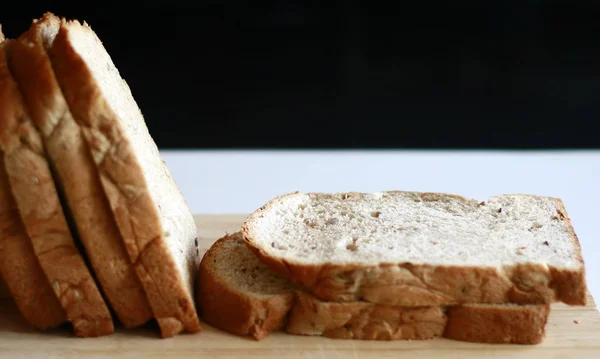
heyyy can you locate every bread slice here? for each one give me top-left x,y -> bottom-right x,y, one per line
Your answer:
6,13 -> 153,328
286,291 -> 447,341
242,191 -> 587,306
0,39 -> 113,337
197,232 -> 550,344
0,32 -> 8,303
0,40 -> 65,326
47,18 -> 201,337
0,154 -> 66,330
197,232 -> 295,340
289,296 -> 548,344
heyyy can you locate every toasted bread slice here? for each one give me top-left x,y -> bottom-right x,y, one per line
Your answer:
243,191 -> 586,306
48,18 -> 200,337
0,39 -> 113,337
197,232 -> 549,344
7,13 -> 153,328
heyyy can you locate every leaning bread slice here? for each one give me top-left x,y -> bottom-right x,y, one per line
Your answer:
48,18 -> 200,337
0,155 -> 66,330
243,191 -> 587,306
197,232 -> 549,344
0,42 -> 65,326
0,30 -> 9,303
0,40 -> 113,337
7,13 -> 153,328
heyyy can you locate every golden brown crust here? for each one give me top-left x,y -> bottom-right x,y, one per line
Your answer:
196,233 -> 295,340
0,41 -> 113,337
7,13 -> 153,328
0,36 -> 6,303
0,157 -> 66,329
286,291 -> 447,340
242,191 -> 587,307
0,37 -> 63,326
287,292 -> 549,344
444,304 -> 550,344
48,19 -> 200,337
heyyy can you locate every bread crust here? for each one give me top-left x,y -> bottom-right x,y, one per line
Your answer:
0,150 -> 65,329
48,19 -> 200,337
287,291 -> 447,340
0,41 -> 113,337
6,13 -> 153,329
199,232 -> 551,344
0,33 -> 11,304
288,294 -> 550,344
444,304 -> 550,344
197,233 -> 295,340
0,34 -> 62,327
242,191 -> 587,306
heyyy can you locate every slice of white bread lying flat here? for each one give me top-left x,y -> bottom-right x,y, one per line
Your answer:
197,232 -> 550,344
0,40 -> 113,337
242,191 -> 587,306
47,18 -> 201,337
6,13 -> 153,329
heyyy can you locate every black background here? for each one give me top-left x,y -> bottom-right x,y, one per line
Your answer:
2,1 -> 600,149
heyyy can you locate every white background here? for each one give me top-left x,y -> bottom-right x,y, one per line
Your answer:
162,150 -> 600,307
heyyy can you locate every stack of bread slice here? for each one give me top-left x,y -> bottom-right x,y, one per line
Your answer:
0,12 -> 589,345
197,191 -> 587,344
0,13 -> 200,337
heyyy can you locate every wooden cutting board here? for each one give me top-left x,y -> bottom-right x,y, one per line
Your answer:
0,214 -> 599,358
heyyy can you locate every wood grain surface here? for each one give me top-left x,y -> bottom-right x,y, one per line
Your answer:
0,214 -> 598,358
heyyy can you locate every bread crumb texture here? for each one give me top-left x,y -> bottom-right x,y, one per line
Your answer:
251,192 -> 581,268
